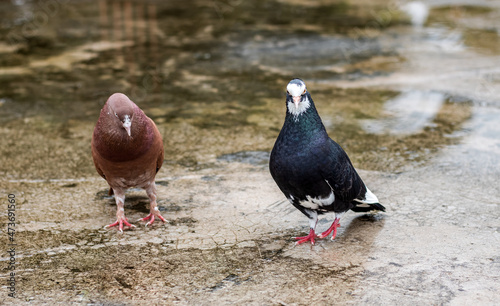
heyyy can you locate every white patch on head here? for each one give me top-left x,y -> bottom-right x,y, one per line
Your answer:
287,81 -> 306,97
123,114 -> 131,127
286,80 -> 310,118
122,114 -> 132,136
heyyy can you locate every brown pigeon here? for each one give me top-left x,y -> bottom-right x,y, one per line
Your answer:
91,93 -> 166,232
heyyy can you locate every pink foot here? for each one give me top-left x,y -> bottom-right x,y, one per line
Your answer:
139,212 -> 167,227
294,228 -> 319,245
318,218 -> 340,240
105,217 -> 136,233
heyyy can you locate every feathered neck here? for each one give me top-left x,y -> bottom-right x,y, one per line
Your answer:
280,94 -> 328,143
93,102 -> 153,162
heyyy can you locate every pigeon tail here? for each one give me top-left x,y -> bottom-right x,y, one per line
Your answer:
351,202 -> 386,213
351,185 -> 385,212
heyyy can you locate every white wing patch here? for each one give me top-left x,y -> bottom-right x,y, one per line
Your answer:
295,193 -> 335,210
291,179 -> 336,210
300,199 -> 319,210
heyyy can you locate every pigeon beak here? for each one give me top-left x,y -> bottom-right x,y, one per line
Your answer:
124,124 -> 131,137
123,116 -> 132,137
293,96 -> 301,108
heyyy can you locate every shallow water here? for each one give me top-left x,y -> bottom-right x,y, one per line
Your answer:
0,0 -> 479,177
1,0 -> 499,304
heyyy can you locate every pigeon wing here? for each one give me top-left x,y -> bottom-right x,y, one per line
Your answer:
317,138 -> 366,203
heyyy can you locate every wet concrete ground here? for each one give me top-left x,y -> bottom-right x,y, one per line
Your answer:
1,0 -> 499,304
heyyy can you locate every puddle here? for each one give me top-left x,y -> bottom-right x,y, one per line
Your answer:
362,90 -> 446,135
217,151 -> 270,166
427,4 -> 500,54
464,28 -> 500,55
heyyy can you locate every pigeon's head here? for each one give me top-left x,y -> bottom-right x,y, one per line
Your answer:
286,78 -> 310,117
107,93 -> 135,137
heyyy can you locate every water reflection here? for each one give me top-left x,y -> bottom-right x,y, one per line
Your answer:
0,0 -> 483,179
97,0 -> 162,100
98,0 -> 155,42
425,27 -> 464,53
401,1 -> 429,28
362,91 -> 445,135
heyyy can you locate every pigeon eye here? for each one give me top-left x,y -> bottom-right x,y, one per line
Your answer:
302,89 -> 306,95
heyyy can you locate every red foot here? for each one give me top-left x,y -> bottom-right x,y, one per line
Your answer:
294,228 -> 320,245
139,212 -> 167,227
105,217 -> 135,233
318,218 -> 340,240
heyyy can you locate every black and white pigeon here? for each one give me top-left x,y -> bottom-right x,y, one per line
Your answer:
269,78 -> 385,245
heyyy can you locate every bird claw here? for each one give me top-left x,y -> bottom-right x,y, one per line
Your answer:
104,218 -> 135,232
139,212 -> 167,227
294,220 -> 341,245
146,215 -> 155,227
294,229 -> 319,245
318,219 -> 340,240
139,213 -> 153,223
157,214 -> 167,223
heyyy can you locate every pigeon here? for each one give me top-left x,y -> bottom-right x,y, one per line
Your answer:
91,93 -> 167,232
269,79 -> 385,245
